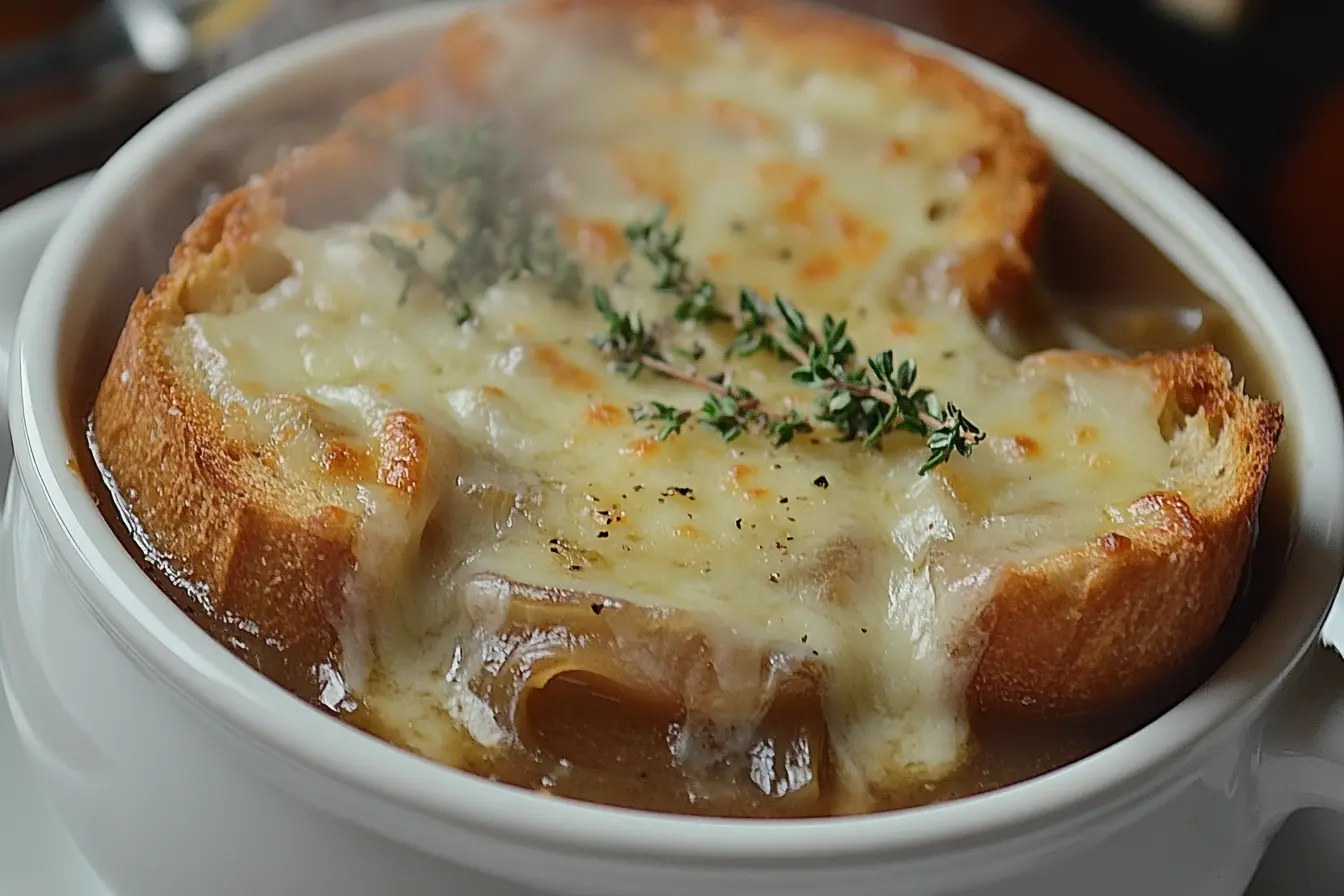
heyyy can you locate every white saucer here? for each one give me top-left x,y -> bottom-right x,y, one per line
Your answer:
0,174 -> 113,895
0,175 -> 1336,896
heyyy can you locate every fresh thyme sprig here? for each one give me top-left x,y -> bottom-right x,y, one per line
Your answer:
590,285 -> 658,378
623,210 -> 730,326
626,371 -> 814,447
370,119 -> 583,319
591,284 -> 812,446
766,293 -> 983,469
368,230 -> 427,308
617,211 -> 984,470
383,124 -> 980,471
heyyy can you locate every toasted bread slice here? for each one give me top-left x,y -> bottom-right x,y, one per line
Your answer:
343,0 -> 1051,321
89,0 -> 1280,812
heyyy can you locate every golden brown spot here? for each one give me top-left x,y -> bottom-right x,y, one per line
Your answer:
321,440 -> 372,480
704,97 -> 773,137
798,252 -> 841,283
837,210 -> 863,241
622,438 -> 660,458
1032,387 -> 1065,424
633,23 -> 699,65
726,464 -> 757,487
889,317 -> 919,337
377,411 -> 429,496
532,345 -> 598,391
1012,435 -> 1041,458
1098,532 -> 1132,554
938,468 -> 992,519
726,464 -> 765,499
837,211 -> 889,265
584,403 -> 624,426
673,525 -> 704,540
481,385 -> 507,399
882,139 -> 910,163
1073,425 -> 1099,445
564,218 -> 626,264
755,161 -> 824,225
1127,492 -> 1197,536
957,147 -> 994,178
436,15 -> 499,101
613,149 -> 682,214
778,173 -> 824,225
309,505 -> 357,540
706,251 -> 728,270
399,220 -> 430,240
376,382 -> 395,395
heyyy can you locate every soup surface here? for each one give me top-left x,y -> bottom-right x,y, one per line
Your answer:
79,0 -> 1290,818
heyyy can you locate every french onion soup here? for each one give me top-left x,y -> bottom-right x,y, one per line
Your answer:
83,0 -> 1285,818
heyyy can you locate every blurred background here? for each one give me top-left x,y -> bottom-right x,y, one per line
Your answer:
0,0 -> 1339,351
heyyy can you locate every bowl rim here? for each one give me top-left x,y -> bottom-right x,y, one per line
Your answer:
10,0 -> 1344,865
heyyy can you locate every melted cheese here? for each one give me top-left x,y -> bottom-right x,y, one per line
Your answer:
165,13 -> 1178,813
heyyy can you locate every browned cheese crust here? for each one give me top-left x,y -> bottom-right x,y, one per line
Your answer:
88,0 -> 1280,716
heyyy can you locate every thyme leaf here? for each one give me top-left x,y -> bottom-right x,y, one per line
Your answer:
388,127 -> 981,472
615,209 -> 984,471
389,119 -> 585,319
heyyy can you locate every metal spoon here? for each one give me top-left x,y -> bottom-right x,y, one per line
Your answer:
110,0 -> 194,73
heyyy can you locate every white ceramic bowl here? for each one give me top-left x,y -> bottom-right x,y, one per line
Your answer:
3,4 -> 1344,895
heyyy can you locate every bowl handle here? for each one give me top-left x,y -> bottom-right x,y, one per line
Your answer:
0,175 -> 93,415
1260,635 -> 1344,825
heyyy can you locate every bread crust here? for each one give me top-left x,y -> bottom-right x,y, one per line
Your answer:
351,0 -> 1052,319
968,346 -> 1282,714
89,0 -> 1279,721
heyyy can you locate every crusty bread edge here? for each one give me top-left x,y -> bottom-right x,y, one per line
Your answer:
968,346 -> 1283,715
348,0 -> 1053,319
88,0 -> 1278,721
90,136 -> 407,699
